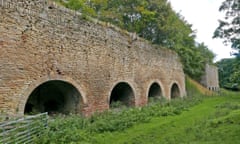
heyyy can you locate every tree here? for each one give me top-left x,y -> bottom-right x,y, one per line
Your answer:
214,0 -> 240,89
213,0 -> 240,52
56,0 -> 97,16
217,58 -> 240,88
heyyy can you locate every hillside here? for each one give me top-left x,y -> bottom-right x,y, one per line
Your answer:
95,94 -> 240,144
186,76 -> 214,96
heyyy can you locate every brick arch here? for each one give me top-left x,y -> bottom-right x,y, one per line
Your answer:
169,81 -> 182,99
108,81 -> 136,107
146,80 -> 166,101
0,1 -> 187,116
18,75 -> 88,115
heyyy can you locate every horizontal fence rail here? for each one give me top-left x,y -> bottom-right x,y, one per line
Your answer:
0,113 -> 48,144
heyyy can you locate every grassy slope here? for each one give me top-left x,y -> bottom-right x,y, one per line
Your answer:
94,95 -> 240,144
186,76 -> 214,96
92,78 -> 239,144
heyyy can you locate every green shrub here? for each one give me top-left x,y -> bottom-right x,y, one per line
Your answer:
35,91 -> 205,143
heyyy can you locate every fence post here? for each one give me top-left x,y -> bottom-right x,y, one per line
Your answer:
0,125 -> 5,143
0,113 -> 48,144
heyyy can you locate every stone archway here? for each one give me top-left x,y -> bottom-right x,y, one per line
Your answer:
171,83 -> 180,99
24,80 -> 83,115
148,82 -> 162,102
109,82 -> 135,108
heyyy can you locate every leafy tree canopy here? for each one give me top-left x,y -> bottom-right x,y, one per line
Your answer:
217,58 -> 240,89
214,0 -> 240,89
213,0 -> 240,52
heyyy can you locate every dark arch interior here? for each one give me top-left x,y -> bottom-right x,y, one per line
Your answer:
24,80 -> 81,115
148,83 -> 162,98
171,83 -> 180,99
110,82 -> 135,108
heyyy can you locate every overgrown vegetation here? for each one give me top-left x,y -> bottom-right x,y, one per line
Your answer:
35,95 -> 204,143
30,1 -> 240,143
213,0 -> 240,90
217,58 -> 240,90
34,78 -> 240,143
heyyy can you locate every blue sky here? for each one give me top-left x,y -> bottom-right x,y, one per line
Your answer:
168,0 -> 235,62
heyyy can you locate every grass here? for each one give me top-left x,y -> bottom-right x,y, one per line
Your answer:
95,95 -> 240,144
186,76 -> 215,96
35,78 -> 240,144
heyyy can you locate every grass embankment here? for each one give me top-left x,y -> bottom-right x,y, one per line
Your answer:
96,95 -> 240,144
186,76 -> 214,96
36,78 -> 240,144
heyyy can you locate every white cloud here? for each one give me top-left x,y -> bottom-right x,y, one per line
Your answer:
168,0 -> 234,62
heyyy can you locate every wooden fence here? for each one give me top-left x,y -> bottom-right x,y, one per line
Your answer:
0,113 -> 48,144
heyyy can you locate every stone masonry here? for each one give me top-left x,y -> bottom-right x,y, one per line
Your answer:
201,64 -> 219,91
0,0 -> 186,116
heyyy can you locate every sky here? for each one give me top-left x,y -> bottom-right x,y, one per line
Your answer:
168,0 -> 235,62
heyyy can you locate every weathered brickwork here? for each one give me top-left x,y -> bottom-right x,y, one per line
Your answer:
201,64 -> 219,91
0,0 -> 186,116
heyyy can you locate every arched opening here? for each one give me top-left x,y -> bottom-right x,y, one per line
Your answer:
24,80 -> 82,115
171,83 -> 180,99
109,82 -> 135,108
148,82 -> 162,102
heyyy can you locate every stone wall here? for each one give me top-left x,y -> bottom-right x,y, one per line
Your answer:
201,64 -> 219,91
0,0 -> 186,116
